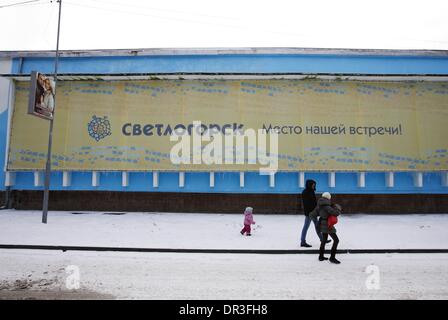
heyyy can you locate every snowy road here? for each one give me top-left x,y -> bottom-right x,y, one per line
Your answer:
1,210 -> 448,250
1,210 -> 448,299
1,249 -> 448,300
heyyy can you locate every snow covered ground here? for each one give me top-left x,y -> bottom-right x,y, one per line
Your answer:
0,210 -> 447,249
1,249 -> 447,299
1,210 -> 448,299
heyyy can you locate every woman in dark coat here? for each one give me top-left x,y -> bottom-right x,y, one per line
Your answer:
317,192 -> 341,264
300,179 -> 325,247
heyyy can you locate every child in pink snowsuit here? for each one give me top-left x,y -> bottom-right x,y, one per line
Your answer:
240,207 -> 256,236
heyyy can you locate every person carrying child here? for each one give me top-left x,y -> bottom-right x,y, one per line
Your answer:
316,192 -> 342,264
240,207 -> 256,236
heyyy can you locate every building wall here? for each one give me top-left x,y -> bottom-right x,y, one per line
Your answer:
0,58 -> 12,191
1,51 -> 448,201
5,171 -> 447,194
11,53 -> 448,74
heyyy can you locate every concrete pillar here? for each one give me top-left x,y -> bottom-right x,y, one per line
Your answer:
385,172 -> 394,188
92,171 -> 100,187
298,172 -> 305,188
413,172 -> 423,188
179,172 -> 185,188
62,171 -> 71,187
357,172 -> 366,188
5,171 -> 15,187
153,171 -> 159,188
442,171 -> 448,187
210,172 -> 215,188
240,172 -> 244,188
328,172 -> 336,188
122,172 -> 129,187
269,172 -> 275,188
34,171 -> 43,187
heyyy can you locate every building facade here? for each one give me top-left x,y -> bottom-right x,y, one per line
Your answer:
1,48 -> 448,213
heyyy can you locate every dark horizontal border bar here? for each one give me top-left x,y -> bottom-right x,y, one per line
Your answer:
0,244 -> 447,254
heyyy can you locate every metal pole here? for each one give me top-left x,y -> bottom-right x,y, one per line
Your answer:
42,0 -> 62,224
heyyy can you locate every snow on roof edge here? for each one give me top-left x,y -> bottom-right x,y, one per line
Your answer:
1,47 -> 448,58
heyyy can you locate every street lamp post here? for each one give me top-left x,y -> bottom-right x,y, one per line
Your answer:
42,0 -> 62,224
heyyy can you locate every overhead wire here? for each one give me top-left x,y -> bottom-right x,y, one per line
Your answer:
65,0 -> 448,46
2,0 -> 448,48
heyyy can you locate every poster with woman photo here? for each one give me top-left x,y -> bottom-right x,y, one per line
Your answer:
28,71 -> 55,120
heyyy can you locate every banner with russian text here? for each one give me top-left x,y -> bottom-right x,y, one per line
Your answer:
7,79 -> 448,171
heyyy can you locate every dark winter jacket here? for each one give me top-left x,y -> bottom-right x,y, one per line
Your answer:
301,179 -> 317,216
317,197 -> 341,234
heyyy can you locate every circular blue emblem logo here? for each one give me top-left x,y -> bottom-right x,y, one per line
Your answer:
87,115 -> 111,141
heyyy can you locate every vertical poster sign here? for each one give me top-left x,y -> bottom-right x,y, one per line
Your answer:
28,71 -> 55,120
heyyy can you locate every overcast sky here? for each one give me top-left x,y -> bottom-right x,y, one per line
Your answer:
1,0 -> 447,51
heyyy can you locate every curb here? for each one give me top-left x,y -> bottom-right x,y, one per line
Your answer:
1,244 -> 448,254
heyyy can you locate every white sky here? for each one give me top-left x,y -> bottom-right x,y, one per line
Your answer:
0,0 -> 448,51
